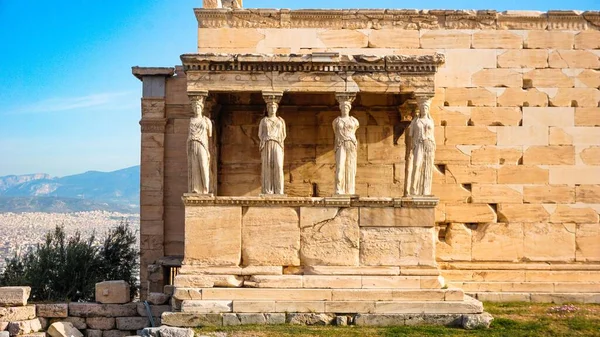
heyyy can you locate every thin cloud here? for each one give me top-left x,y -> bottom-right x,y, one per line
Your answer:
8,91 -> 137,114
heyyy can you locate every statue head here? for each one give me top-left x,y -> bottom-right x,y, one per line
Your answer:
190,94 -> 207,117
339,100 -> 352,117
416,95 -> 433,119
266,101 -> 279,117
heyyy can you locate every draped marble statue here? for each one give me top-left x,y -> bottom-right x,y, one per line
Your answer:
259,91 -> 286,195
406,95 -> 436,196
333,93 -> 359,195
187,92 -> 213,194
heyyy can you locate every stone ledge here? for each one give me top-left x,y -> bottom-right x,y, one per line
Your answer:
182,195 -> 438,208
194,8 -> 599,30
161,310 -> 492,328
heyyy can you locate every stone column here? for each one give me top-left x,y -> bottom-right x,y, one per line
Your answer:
259,91 -> 286,195
187,91 -> 213,195
133,67 -> 174,298
406,93 -> 436,197
333,92 -> 359,196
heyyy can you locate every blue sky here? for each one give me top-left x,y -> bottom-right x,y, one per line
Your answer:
1,0 -> 599,177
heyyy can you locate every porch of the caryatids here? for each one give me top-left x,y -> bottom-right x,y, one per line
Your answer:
405,93 -> 436,197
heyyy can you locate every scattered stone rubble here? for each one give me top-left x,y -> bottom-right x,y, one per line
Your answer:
0,284 -> 173,337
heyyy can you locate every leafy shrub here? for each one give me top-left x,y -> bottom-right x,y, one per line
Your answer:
0,222 -> 138,302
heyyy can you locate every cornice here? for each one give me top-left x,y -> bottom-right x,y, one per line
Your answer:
139,118 -> 168,133
194,9 -> 600,30
181,53 -> 445,74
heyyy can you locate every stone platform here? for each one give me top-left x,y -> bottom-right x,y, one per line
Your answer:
164,195 -> 489,327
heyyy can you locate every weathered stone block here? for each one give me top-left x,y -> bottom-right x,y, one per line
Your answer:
523,107 -> 574,127
299,207 -> 359,266
48,322 -> 82,337
303,275 -> 362,289
318,30 -> 368,48
472,69 -> 522,88
576,224 -> 600,262
368,30 -> 419,48
523,69 -> 574,88
496,126 -> 548,146
242,207 -> 300,266
549,127 -> 600,145
0,305 -> 36,321
276,301 -> 325,313
523,185 -> 575,204
523,223 -> 576,262
198,28 -> 264,49
444,88 -> 496,107
421,31 -> 471,49
445,204 -> 497,223
86,317 -> 115,330
7,319 -> 42,336
360,227 -> 435,267
472,31 -> 522,49
472,224 -> 524,262
575,108 -> 600,127
497,88 -> 547,107
245,275 -> 302,288
0,287 -> 30,306
549,50 -> 600,69
497,49 -> 548,68
575,30 -> 600,49
576,185 -> 600,203
550,167 -> 600,185
445,126 -> 497,145
147,293 -> 170,305
445,165 -> 497,184
525,31 -> 574,49
68,303 -> 138,318
471,184 -> 522,204
50,317 -> 86,330
497,166 -> 549,184
359,207 -> 434,228
523,146 -> 575,165
102,330 -> 130,337
498,204 -> 550,222
550,205 -> 599,224
184,206 -> 241,266
161,312 -> 221,327
549,88 -> 600,108
95,281 -> 130,304
173,275 -> 243,288
437,224 -> 472,262
577,70 -> 600,89
470,146 -> 522,165
469,107 -> 522,126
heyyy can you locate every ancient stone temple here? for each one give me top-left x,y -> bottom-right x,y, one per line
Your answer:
133,1 -> 600,325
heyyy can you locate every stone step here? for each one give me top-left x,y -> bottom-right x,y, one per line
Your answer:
178,295 -> 482,314
448,281 -> 600,293
174,274 -> 445,289
470,292 -> 600,304
443,269 -> 600,282
174,287 -> 464,302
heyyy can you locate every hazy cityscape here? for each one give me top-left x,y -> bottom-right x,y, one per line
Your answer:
0,211 -> 140,271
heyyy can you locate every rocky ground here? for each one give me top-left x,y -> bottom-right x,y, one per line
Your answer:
0,211 -> 140,271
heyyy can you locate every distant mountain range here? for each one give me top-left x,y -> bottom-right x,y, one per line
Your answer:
0,166 -> 140,213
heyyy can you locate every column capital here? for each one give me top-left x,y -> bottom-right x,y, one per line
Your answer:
335,92 -> 357,104
415,94 -> 433,112
262,91 -> 283,104
188,90 -> 209,101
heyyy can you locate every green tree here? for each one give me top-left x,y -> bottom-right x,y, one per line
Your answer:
0,222 -> 139,302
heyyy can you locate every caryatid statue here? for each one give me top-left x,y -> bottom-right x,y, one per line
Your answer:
406,94 -> 436,196
259,91 -> 286,195
187,92 -> 213,195
333,93 -> 359,195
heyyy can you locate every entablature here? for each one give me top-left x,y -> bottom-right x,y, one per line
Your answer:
180,53 -> 444,94
194,8 -> 600,30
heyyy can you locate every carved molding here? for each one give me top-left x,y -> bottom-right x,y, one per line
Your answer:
181,53 -> 443,94
140,119 -> 168,133
194,8 -> 600,30
262,91 -> 283,104
182,195 -> 438,208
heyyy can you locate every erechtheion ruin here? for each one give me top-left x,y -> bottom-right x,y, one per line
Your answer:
133,0 -> 600,326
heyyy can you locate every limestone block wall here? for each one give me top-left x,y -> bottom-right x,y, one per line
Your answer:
152,10 -> 600,299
